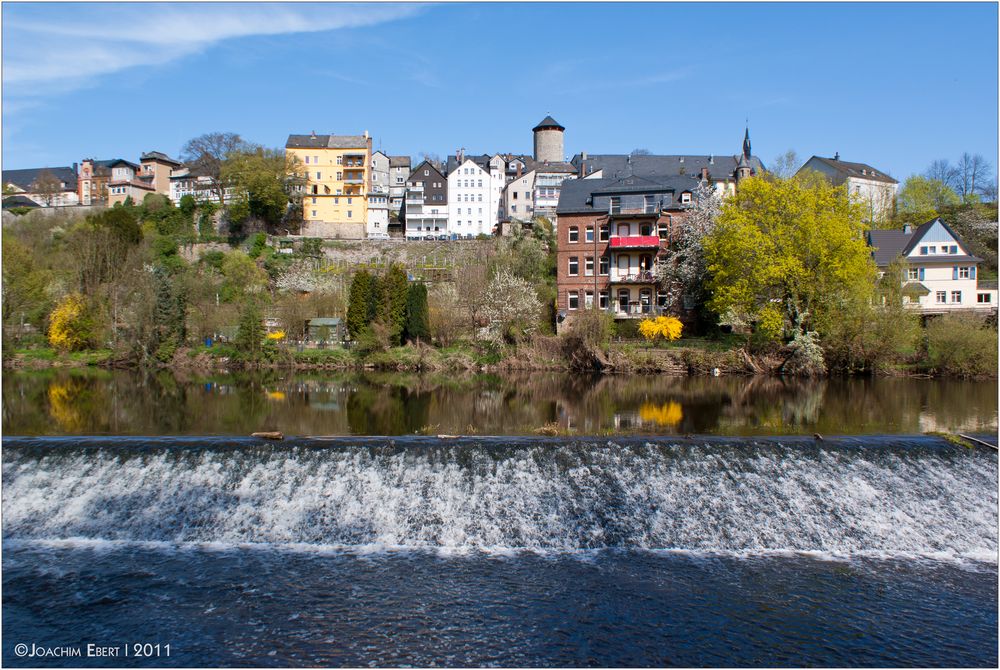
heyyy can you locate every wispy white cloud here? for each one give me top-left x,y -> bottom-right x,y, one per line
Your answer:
2,3 -> 423,100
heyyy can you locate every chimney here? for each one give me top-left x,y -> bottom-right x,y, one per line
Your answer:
310,130 -> 316,138
834,152 -> 840,161
581,151 -> 588,161
709,154 -> 714,165
364,130 -> 368,139
903,223 -> 912,234
516,162 -> 523,179
701,167 -> 709,180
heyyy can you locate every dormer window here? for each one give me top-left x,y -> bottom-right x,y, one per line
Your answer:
681,192 -> 692,204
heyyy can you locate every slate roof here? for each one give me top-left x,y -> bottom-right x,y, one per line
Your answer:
446,153 -> 495,176
2,166 -> 78,191
3,194 -> 41,208
569,153 -> 766,182
533,115 -> 564,131
557,174 -> 700,214
285,134 -> 368,150
389,155 -> 411,168
140,151 -> 181,165
803,156 -> 898,184
867,218 -> 982,266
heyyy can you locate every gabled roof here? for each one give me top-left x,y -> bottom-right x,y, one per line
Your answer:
407,160 -> 445,181
557,174 -> 700,214
867,217 -> 982,266
570,153 -> 765,181
802,156 -> 897,184
533,115 -> 564,132
2,166 -> 78,191
3,194 -> 41,208
389,155 -> 411,168
104,158 -> 141,171
285,134 -> 369,149
446,153 -> 494,176
140,151 -> 181,166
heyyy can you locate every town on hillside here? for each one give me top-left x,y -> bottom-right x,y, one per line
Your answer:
4,115 -> 997,337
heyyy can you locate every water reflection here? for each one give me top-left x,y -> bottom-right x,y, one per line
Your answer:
2,369 -> 996,437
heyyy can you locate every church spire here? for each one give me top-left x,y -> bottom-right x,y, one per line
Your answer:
742,125 -> 752,160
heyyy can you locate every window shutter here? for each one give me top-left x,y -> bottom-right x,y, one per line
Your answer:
971,266 -> 977,280
953,266 -> 959,280
919,267 -> 925,281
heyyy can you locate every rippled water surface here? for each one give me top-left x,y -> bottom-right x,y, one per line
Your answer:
3,436 -> 997,666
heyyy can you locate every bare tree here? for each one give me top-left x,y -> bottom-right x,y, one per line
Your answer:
181,132 -> 249,205
924,159 -> 959,191
768,149 -> 800,180
630,148 -> 651,156
32,169 -> 64,206
956,153 -> 993,201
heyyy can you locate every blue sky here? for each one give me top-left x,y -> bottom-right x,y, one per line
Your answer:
3,2 -> 997,182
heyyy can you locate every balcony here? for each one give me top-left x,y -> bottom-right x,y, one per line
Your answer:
606,304 -> 664,319
609,235 -> 661,249
610,270 -> 657,284
343,176 -> 365,184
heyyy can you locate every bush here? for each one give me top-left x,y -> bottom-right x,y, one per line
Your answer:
924,313 -> 998,377
48,294 -> 96,352
564,308 -> 614,349
638,316 -> 683,344
782,330 -> 827,377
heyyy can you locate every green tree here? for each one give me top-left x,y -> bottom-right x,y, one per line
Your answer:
181,131 -> 249,205
2,237 -> 53,334
405,282 -> 430,343
219,251 -> 269,302
896,175 -> 960,222
346,269 -> 375,339
378,264 -> 409,346
234,300 -> 265,358
221,147 -> 304,230
704,174 -> 876,340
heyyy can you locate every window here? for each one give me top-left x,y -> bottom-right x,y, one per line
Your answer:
951,290 -> 962,303
478,194 -> 482,202
347,198 -> 352,204
424,170 -> 429,176
337,172 -> 342,180
928,246 -> 937,254
316,172 -> 322,179
951,245 -> 958,254
599,225 -> 609,242
585,257 -> 594,276
334,197 -> 339,204
568,291 -> 579,310
568,257 -> 579,276
312,197 -> 317,204
347,211 -> 353,218
657,291 -> 668,308
906,268 -> 919,281
978,293 -> 992,304
311,210 -> 317,217
585,226 -> 594,242
585,291 -> 594,308
513,192 -> 518,200
681,192 -> 692,204
305,156 -> 310,164
599,291 -> 609,309
337,157 -> 343,165
512,205 -> 517,212
478,180 -> 482,187
599,256 -> 609,275
658,222 -> 670,239
396,177 -> 403,184
920,246 -> 928,255
314,156 -> 319,164
644,195 -> 656,214
568,226 -> 579,243
609,196 -> 621,214
936,291 -> 947,303
959,267 -> 971,279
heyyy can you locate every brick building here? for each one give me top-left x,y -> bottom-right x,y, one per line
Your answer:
554,174 -> 699,327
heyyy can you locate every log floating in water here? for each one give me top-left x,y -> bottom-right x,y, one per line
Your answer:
251,431 -> 284,440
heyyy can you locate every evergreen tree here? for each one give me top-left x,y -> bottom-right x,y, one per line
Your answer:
235,300 -> 265,357
379,264 -> 409,346
405,282 -> 430,343
347,269 -> 374,339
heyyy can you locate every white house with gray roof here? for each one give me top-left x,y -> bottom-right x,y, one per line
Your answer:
867,218 -> 996,313
798,154 -> 898,224
446,151 -> 505,237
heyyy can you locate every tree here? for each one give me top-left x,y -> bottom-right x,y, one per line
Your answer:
479,269 -> 542,346
768,149 -> 800,180
32,169 -> 64,206
219,251 -> 269,303
924,159 -> 959,191
656,182 -> 721,315
703,174 -> 876,340
346,269 -> 376,339
2,237 -> 52,334
378,263 -> 409,346
180,132 -> 249,205
630,148 -> 651,156
234,300 -> 265,358
955,153 -> 992,202
896,175 -> 960,220
221,147 -> 304,231
405,283 -> 430,343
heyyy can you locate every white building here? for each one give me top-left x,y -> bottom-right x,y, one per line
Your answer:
446,151 -> 505,237
402,160 -> 449,239
169,166 -> 239,205
868,218 -> 997,313
798,154 -> 898,224
2,166 -> 79,207
502,167 -> 536,222
388,155 -> 411,213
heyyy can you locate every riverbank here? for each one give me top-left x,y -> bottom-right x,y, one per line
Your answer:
4,335 -> 995,379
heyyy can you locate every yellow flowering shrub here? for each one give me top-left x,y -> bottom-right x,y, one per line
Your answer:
48,294 -> 95,352
266,330 -> 286,341
638,316 -> 683,343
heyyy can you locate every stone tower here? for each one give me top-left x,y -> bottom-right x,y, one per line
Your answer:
532,115 -> 565,163
735,126 -> 753,183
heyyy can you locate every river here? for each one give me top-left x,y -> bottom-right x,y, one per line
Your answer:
2,371 -> 997,666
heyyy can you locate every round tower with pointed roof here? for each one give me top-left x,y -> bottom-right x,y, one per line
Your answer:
735,126 -> 753,184
533,115 -> 565,163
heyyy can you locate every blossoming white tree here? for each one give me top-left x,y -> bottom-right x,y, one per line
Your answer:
656,182 -> 721,311
478,269 -> 541,346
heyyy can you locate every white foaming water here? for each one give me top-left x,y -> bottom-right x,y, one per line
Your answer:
3,440 -> 997,560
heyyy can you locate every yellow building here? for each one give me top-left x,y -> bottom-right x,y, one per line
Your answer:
285,132 -> 372,238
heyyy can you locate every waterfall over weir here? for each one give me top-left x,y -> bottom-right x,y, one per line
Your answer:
3,436 -> 997,559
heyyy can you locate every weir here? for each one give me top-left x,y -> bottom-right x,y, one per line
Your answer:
3,436 -> 997,559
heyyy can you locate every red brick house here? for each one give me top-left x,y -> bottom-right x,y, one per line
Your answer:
554,174 -> 699,328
